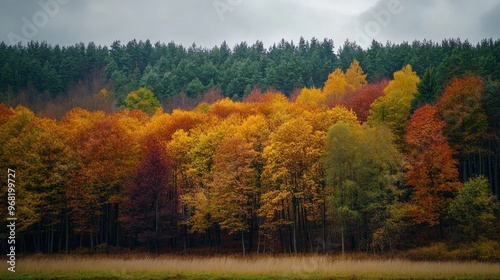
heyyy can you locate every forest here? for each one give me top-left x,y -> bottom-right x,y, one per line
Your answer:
0,37 -> 500,258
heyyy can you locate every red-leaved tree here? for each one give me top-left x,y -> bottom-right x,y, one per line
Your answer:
121,136 -> 177,253
344,80 -> 388,122
405,105 -> 462,229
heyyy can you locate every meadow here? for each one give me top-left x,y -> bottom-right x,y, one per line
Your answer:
2,254 -> 500,279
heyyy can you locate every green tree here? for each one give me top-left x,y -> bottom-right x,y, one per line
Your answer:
122,87 -> 162,114
140,64 -> 163,98
324,122 -> 403,252
449,176 -> 499,242
411,67 -> 438,112
185,77 -> 205,98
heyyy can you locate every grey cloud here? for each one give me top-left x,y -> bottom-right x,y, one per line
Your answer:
353,0 -> 499,46
481,2 -> 500,39
0,0 -> 498,49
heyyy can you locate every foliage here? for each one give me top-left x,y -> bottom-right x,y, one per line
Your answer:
404,105 -> 461,227
343,80 -> 388,122
368,64 -> 421,145
295,87 -> 325,107
435,75 -> 489,155
1,48 -> 500,255
122,136 -> 177,247
324,122 -> 403,251
3,38 -> 500,115
122,87 -> 162,114
448,176 -> 499,242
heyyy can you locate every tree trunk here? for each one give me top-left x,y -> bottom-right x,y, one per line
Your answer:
105,204 -> 109,247
248,218 -> 254,253
241,231 -> 246,256
65,214 -> 69,253
495,153 -> 499,199
263,236 -> 266,254
341,223 -> 345,255
257,230 -> 261,254
115,203 -> 120,247
183,225 -> 188,254
322,201 -> 326,254
50,225 -> 55,254
58,221 -> 63,252
292,197 -> 298,254
90,231 -> 94,253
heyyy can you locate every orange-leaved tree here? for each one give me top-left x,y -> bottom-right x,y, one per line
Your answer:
210,134 -> 258,255
435,75 -> 489,168
405,105 -> 461,230
65,114 -> 139,248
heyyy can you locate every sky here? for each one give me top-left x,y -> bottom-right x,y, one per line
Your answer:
1,0 -> 500,50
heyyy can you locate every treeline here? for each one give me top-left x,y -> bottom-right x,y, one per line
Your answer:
1,60 -> 499,256
1,37 -> 500,116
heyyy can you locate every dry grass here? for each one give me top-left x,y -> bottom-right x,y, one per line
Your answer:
6,255 -> 500,277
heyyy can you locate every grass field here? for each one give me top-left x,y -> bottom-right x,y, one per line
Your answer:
2,255 -> 500,279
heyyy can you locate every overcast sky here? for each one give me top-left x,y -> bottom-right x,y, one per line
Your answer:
1,0 -> 500,50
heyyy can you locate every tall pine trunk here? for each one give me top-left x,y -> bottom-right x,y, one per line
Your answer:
241,231 -> 246,256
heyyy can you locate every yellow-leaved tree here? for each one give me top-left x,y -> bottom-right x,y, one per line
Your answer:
323,60 -> 367,105
260,116 -> 324,253
323,68 -> 349,104
367,64 -> 420,145
345,59 -> 367,92
296,87 -> 325,107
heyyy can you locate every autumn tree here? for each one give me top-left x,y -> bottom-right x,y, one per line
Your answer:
0,106 -> 35,240
310,105 -> 359,134
4,117 -> 73,253
122,136 -> 176,253
295,87 -> 325,107
260,116 -> 324,253
323,60 -> 367,106
233,114 -> 271,252
0,103 -> 14,126
181,116 -> 240,249
0,107 -> 75,253
344,80 -> 388,122
405,105 -> 461,231
65,114 -> 139,249
368,64 -> 420,145
436,75 -> 488,154
323,68 -> 349,104
259,92 -> 292,131
344,59 -> 367,91
210,134 -> 258,255
166,129 -> 196,251
435,75 -> 489,181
